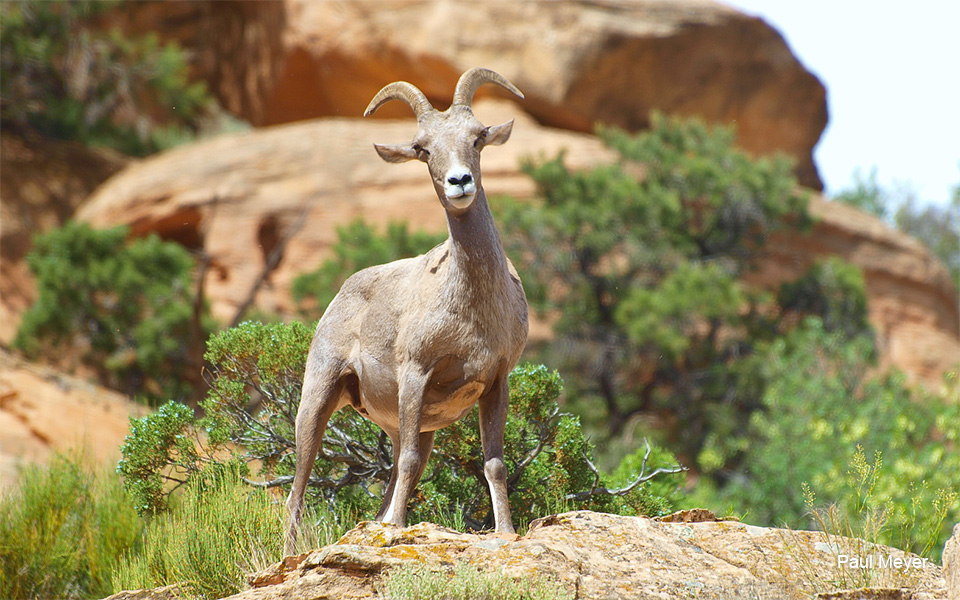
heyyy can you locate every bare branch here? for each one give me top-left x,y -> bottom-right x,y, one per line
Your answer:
565,438 -> 687,503
245,476 -> 294,489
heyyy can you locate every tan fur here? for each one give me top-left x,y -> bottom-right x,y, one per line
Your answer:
285,69 -> 528,553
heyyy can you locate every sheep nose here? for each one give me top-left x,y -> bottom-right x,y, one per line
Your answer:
447,174 -> 472,186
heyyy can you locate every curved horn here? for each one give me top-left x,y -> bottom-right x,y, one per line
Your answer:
363,81 -> 434,118
452,67 -> 524,108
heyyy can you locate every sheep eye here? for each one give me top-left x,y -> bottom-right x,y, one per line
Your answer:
413,143 -> 429,158
474,128 -> 490,148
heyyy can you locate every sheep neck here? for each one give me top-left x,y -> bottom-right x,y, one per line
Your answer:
444,188 -> 511,295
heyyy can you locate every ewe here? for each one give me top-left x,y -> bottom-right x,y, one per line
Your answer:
286,68 -> 529,552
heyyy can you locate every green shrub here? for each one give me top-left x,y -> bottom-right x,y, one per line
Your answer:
115,400 -> 206,515
0,452 -> 143,600
777,256 -> 872,340
118,321 -> 684,531
490,116 -> 950,551
421,364 -> 685,531
111,466 -> 342,600
492,114 -> 833,467
693,318 -> 960,559
0,0 -> 211,155
204,319 -> 388,520
14,222 -> 211,404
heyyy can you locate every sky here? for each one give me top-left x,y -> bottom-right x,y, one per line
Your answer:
727,0 -> 959,207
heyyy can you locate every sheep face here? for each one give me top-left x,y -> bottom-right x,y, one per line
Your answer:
373,107 -> 514,215
364,68 -> 523,215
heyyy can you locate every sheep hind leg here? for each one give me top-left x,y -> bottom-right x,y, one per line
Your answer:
285,366 -> 345,555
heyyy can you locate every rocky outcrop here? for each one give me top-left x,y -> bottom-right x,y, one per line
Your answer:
76,100 -> 611,338
101,585 -> 180,600
111,0 -> 826,188
946,523 -> 960,600
0,348 -> 148,488
0,132 -> 129,344
105,510 -> 948,600
75,107 -> 959,386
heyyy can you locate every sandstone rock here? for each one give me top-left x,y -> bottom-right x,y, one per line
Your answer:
654,507 -> 724,522
112,0 -> 826,188
0,348 -> 148,488
0,132 -> 128,344
0,133 -> 139,486
101,585 -> 181,600
75,107 -> 959,386
217,511 -> 945,599
76,100 -> 611,337
749,197 -> 960,385
945,523 -> 960,600
816,589 -> 928,600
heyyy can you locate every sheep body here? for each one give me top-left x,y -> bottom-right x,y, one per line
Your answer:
286,68 -> 528,553
309,236 -> 526,433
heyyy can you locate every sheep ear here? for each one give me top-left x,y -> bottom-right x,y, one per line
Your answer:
374,143 -> 418,163
483,120 -> 514,147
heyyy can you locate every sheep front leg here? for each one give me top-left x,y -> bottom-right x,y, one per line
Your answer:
479,378 -> 515,534
380,368 -> 430,527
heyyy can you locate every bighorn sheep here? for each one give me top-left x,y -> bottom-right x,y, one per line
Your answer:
285,68 -> 529,551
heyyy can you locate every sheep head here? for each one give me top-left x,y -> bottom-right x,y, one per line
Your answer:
364,67 -> 524,215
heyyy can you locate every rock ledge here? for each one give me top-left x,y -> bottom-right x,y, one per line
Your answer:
199,510 -> 947,600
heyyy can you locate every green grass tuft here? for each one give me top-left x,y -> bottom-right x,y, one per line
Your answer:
778,445 -> 957,593
381,562 -> 574,600
111,465 -> 346,600
0,452 -> 143,600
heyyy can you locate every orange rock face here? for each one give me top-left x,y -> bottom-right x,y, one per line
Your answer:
749,198 -> 960,385
0,348 -> 149,488
110,0 -> 827,189
0,1 -> 952,487
76,101 -> 607,344
75,104 -> 958,387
